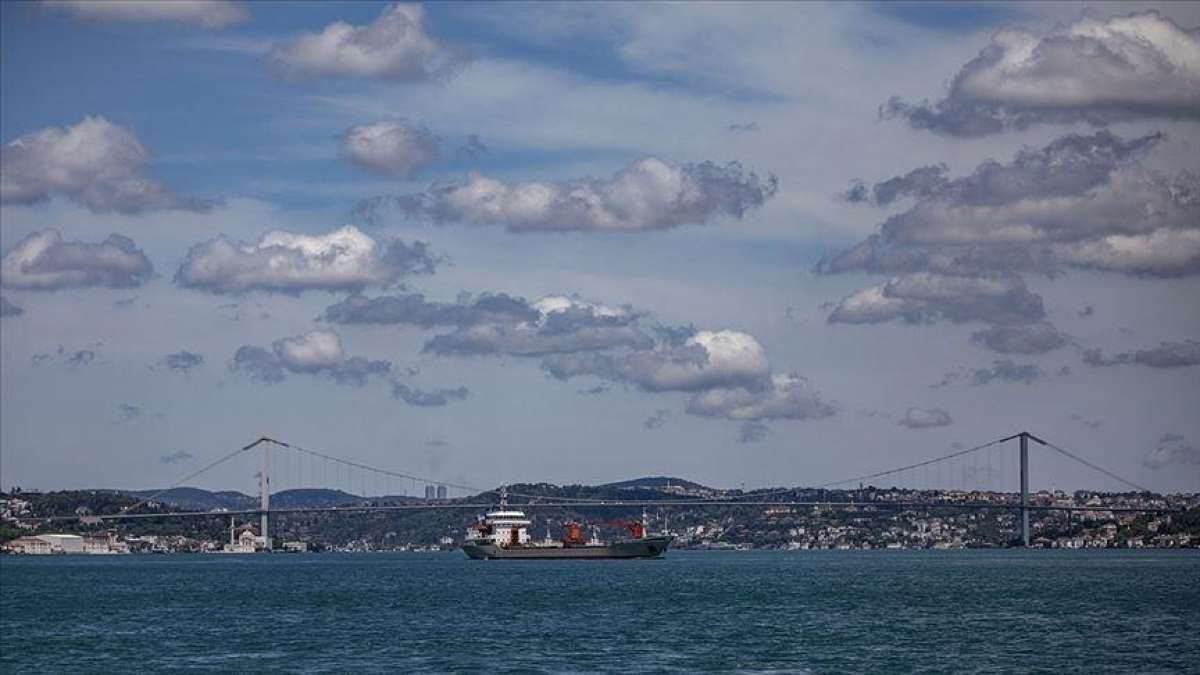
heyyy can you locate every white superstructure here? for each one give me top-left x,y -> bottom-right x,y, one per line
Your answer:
466,488 -> 532,547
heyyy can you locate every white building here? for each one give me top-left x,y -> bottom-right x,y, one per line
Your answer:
38,534 -> 84,553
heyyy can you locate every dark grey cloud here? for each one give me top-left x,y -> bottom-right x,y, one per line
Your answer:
390,381 -> 469,407
66,350 -> 95,368
819,131 -> 1199,280
162,350 -> 204,373
727,122 -> 760,133
644,409 -> 671,430
970,322 -> 1068,354
0,295 -> 24,317
1,115 -> 211,213
882,12 -> 1200,137
321,291 -> 537,327
423,296 -> 652,357
897,407 -> 953,429
1079,304 -> 1095,318
176,226 -> 437,294
266,3 -> 467,81
1069,414 -> 1102,430
972,359 -> 1043,385
232,345 -> 286,383
159,450 -> 195,465
231,330 -> 391,386
340,120 -> 440,177
738,420 -> 771,444
1,229 -> 153,290
377,158 -> 777,232
1083,340 -> 1200,368
843,164 -> 949,206
828,273 -> 1045,326
1144,433 -> 1200,469
115,403 -> 142,425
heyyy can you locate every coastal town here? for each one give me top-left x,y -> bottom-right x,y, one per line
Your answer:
3,483 -> 1197,554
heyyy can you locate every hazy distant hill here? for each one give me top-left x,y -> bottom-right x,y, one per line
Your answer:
602,476 -> 710,491
121,487 -> 368,510
114,477 -> 719,512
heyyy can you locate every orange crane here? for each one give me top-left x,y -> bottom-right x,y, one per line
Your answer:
593,519 -> 645,540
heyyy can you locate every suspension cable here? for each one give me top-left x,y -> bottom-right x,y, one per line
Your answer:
1042,440 -> 1151,493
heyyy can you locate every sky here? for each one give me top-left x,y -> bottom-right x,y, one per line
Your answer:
1,0 -> 1198,497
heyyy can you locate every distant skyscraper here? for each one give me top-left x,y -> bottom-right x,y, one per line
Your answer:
424,485 -> 436,500
437,485 -> 447,500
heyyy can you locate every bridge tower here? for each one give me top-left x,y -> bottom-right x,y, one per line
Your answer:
1004,431 -> 1046,547
259,439 -> 271,551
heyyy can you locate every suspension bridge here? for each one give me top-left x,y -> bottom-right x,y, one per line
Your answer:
16,431 -> 1179,548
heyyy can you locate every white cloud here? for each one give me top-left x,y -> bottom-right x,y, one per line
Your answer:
175,225 -> 436,294
41,0 -> 248,29
624,330 -> 771,392
232,330 -> 391,386
0,229 -> 153,290
828,273 -> 1045,325
686,373 -> 836,421
886,11 -> 1200,135
273,330 -> 345,372
341,121 -> 440,176
391,157 -> 777,232
266,3 -> 464,81
1,116 -> 209,213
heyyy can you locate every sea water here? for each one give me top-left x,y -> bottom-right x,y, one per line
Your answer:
2,550 -> 1197,673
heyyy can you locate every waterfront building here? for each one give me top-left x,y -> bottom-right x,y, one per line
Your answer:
6,536 -> 53,554
37,534 -> 84,553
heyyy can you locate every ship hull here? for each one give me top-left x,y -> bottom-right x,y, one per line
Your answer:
463,536 -> 673,560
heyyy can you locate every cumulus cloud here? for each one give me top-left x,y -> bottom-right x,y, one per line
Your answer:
162,350 -> 204,373
160,450 -> 195,465
424,295 -> 652,357
545,341 -> 834,422
266,3 -> 465,81
0,295 -> 24,317
42,0 -> 249,29
1,115 -> 210,213
1082,339 -> 1200,368
897,407 -> 953,429
176,225 -> 436,294
386,157 -> 778,232
738,420 -> 771,444
972,359 -> 1043,385
321,291 -> 537,327
1143,433 -> 1200,469
231,330 -> 391,386
883,12 -> 1200,136
820,131 -> 1199,279
828,273 -> 1045,326
390,381 -> 469,406
1,229 -> 153,290
970,322 -> 1068,354
340,120 -> 440,176
685,373 -> 836,422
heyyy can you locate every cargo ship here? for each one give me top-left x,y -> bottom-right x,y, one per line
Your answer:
461,491 -> 673,560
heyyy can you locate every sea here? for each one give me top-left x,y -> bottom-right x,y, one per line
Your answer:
2,549 -> 1197,673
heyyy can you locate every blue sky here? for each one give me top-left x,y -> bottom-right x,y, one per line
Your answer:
2,1 -> 1199,496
